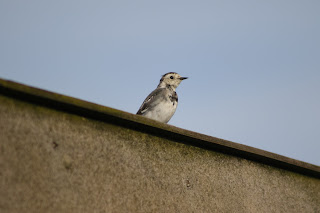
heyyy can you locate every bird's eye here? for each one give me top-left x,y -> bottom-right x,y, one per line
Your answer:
170,76 -> 174,79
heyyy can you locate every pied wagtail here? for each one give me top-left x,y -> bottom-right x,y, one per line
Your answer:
137,72 -> 188,123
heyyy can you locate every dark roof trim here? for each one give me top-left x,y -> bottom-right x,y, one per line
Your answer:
1,78 -> 319,178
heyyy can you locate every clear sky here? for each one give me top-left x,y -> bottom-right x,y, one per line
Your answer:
1,0 -> 319,165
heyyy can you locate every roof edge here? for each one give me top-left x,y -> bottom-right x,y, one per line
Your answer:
1,78 -> 319,178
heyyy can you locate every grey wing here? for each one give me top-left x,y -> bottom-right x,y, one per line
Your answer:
137,88 -> 166,115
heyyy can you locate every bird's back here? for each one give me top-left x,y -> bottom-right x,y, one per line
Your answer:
137,88 -> 178,123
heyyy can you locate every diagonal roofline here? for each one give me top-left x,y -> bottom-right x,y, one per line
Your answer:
0,78 -> 319,178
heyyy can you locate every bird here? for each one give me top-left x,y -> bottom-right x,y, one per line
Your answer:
136,72 -> 188,123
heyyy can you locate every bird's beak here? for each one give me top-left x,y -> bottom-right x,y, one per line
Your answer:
179,77 -> 188,80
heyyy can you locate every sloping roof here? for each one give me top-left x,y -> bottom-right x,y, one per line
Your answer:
0,78 -> 319,178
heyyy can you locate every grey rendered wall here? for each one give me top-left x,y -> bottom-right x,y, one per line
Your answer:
0,81 -> 319,213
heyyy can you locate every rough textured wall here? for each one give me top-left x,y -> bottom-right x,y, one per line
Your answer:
0,95 -> 320,213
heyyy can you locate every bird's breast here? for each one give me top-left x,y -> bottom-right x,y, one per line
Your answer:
143,98 -> 177,123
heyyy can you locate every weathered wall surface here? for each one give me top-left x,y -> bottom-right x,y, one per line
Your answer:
0,81 -> 320,213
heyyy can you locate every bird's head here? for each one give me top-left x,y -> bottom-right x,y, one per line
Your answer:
158,72 -> 188,89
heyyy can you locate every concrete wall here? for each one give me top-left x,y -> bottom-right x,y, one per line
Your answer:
0,79 -> 319,213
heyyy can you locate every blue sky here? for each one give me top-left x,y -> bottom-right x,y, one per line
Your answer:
1,0 -> 319,165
